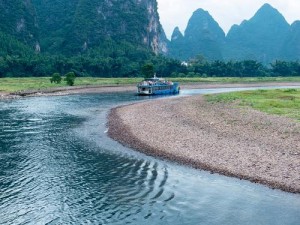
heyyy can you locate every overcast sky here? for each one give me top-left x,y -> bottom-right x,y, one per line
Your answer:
157,0 -> 300,39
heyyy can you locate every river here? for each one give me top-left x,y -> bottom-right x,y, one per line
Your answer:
0,88 -> 300,225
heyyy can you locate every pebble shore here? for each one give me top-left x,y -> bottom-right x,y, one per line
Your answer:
108,95 -> 300,193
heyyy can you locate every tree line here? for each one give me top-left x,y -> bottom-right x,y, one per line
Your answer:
176,58 -> 300,77
1,54 -> 299,78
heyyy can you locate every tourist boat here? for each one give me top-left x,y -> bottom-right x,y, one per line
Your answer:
137,75 -> 180,95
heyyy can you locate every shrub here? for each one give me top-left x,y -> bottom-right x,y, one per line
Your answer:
64,72 -> 76,86
50,73 -> 62,84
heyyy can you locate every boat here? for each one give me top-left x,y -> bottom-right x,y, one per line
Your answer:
137,74 -> 180,95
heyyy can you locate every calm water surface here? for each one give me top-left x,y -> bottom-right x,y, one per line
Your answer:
0,88 -> 300,225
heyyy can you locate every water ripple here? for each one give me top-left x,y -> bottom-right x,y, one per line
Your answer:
0,93 -> 300,225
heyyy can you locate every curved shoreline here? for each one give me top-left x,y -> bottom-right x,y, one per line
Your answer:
108,94 -> 300,194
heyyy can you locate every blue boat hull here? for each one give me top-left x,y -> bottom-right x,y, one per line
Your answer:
137,83 -> 180,95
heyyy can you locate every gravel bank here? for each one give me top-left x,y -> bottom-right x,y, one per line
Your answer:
108,95 -> 300,193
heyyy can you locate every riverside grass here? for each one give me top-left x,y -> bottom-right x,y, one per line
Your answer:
0,77 -> 143,92
206,88 -> 300,121
1,76 -> 300,93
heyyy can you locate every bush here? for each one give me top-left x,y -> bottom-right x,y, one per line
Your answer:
50,73 -> 62,84
64,72 -> 76,86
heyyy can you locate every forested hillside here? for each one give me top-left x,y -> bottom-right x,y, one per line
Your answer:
0,0 -> 39,52
0,0 -> 172,77
31,0 -> 165,55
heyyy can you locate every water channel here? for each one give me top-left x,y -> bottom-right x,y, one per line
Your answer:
0,88 -> 300,225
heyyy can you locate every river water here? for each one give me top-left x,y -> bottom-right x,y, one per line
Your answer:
0,88 -> 300,225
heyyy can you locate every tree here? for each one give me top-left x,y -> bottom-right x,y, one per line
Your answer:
270,60 -> 292,76
50,73 -> 62,84
64,72 -> 76,86
242,60 -> 264,77
141,63 -> 154,78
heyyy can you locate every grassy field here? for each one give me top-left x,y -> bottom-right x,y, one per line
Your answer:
206,88 -> 300,121
0,77 -> 144,92
171,76 -> 300,83
1,76 -> 300,93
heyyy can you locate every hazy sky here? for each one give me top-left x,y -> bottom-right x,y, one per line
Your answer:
157,0 -> 300,39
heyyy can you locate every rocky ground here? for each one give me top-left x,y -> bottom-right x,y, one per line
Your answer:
108,95 -> 300,193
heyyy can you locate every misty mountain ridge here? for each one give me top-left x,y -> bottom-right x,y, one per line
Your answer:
168,3 -> 300,63
169,9 -> 225,61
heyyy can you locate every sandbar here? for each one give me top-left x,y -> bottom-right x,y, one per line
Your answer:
108,94 -> 300,193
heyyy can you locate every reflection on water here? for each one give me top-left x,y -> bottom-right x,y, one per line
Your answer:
0,90 -> 300,225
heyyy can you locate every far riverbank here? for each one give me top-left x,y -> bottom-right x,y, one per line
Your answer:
1,81 -> 300,100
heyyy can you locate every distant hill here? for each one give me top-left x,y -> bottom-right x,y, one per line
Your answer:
224,3 -> 290,63
168,3 -> 300,63
168,9 -> 225,61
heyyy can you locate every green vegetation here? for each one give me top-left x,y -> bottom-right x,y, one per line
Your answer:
1,77 -> 300,93
169,76 -> 300,83
141,63 -> 154,78
64,72 -> 76,86
179,59 -> 300,78
50,73 -> 62,84
206,89 -> 300,120
0,77 -> 143,92
1,51 -> 300,78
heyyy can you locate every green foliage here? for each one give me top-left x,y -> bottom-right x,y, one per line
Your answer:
0,0 -> 38,48
0,31 -> 34,57
205,89 -> 300,120
141,63 -> 154,78
64,72 -> 76,86
0,77 -> 145,92
0,50 -> 300,78
270,60 -> 300,76
32,0 -> 155,55
50,73 -> 62,84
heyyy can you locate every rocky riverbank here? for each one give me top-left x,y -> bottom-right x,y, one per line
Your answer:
108,95 -> 300,193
